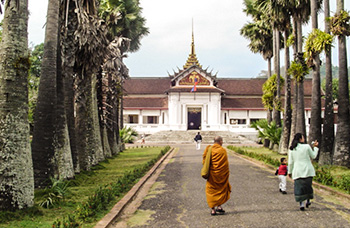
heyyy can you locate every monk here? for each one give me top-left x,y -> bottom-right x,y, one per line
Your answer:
202,136 -> 231,216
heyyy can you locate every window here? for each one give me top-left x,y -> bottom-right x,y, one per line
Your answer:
250,119 -> 262,124
230,119 -> 246,125
143,116 -> 159,124
127,115 -> 138,124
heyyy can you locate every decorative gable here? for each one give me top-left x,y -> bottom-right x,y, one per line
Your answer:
179,71 -> 210,85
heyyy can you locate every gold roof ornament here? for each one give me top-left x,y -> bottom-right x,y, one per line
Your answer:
183,21 -> 202,69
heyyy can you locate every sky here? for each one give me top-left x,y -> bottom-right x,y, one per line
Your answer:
1,0 -> 349,78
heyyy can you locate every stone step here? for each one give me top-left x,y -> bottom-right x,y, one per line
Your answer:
138,130 -> 256,144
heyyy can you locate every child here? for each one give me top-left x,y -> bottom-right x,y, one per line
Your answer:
275,157 -> 288,194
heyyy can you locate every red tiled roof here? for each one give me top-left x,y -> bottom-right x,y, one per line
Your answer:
124,77 -> 315,96
217,78 -> 315,96
221,98 -> 265,109
124,77 -> 171,95
124,97 -> 168,110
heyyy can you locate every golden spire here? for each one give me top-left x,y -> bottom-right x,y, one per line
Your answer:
183,20 -> 202,69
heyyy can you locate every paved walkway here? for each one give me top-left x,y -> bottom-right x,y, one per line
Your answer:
111,144 -> 350,228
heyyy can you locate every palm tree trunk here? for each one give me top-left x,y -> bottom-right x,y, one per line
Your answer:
75,74 -> 94,170
309,0 -> 322,151
333,0 -> 350,167
117,87 -> 124,151
320,0 -> 334,165
55,43 -> 74,179
264,57 -> 272,148
32,0 -> 74,187
97,70 -> 112,158
62,0 -> 80,173
279,29 -> 292,155
290,17 -> 298,144
273,28 -> 281,127
91,74 -> 105,163
296,18 -> 306,140
0,0 -> 34,209
106,74 -> 119,155
267,57 -> 272,77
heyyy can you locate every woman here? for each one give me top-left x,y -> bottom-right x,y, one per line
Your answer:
288,133 -> 318,211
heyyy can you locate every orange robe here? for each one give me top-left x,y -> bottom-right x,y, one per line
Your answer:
202,144 -> 231,208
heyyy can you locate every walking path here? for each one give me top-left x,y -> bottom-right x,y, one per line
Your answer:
109,144 -> 350,228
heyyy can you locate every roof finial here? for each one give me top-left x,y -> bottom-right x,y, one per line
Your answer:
191,18 -> 195,55
183,19 -> 202,69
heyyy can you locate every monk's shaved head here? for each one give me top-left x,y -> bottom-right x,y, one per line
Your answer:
214,136 -> 223,144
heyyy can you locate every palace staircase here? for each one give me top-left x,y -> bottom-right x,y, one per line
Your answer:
138,131 -> 257,145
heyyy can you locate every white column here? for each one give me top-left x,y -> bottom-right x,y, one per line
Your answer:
139,110 -> 143,124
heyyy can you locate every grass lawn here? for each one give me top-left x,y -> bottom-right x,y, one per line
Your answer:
0,146 -> 169,228
227,145 -> 350,194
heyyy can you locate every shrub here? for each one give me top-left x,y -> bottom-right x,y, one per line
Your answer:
119,127 -> 138,143
251,120 -> 282,146
227,146 -> 280,167
314,164 -> 334,186
39,178 -> 70,208
337,174 -> 350,193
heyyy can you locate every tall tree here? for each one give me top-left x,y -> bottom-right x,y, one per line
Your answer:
0,0 -> 34,209
308,0 -> 322,151
320,0 -> 334,165
242,0 -> 274,148
279,24 -> 292,155
292,0 -> 311,139
61,0 -> 80,173
255,0 -> 284,127
289,18 -> 298,144
32,0 -> 74,187
332,1 -> 350,167
74,0 -> 109,170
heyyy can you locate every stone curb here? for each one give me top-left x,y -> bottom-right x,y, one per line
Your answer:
226,148 -> 350,201
94,147 -> 175,228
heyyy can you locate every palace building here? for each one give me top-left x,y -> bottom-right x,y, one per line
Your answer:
123,33 -> 318,134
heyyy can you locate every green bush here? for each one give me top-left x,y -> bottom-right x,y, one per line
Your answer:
119,127 -> 138,143
39,178 -> 70,208
251,119 -> 282,146
314,164 -> 334,186
337,174 -> 350,193
227,146 -> 280,167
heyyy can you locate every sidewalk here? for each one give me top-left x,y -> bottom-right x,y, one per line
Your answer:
110,144 -> 350,228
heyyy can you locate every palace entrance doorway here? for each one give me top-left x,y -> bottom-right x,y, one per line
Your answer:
187,107 -> 201,130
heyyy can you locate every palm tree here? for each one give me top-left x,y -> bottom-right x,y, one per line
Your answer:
100,0 -> 149,53
242,0 -> 274,148
99,0 -> 149,145
0,0 -> 34,209
319,0 -> 334,165
61,0 -> 80,173
255,0 -> 284,127
289,18 -> 298,145
308,0 -> 322,151
279,23 -> 292,155
291,0 -> 311,140
332,0 -> 350,167
74,0 -> 110,170
240,21 -> 274,77
32,0 -> 74,187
